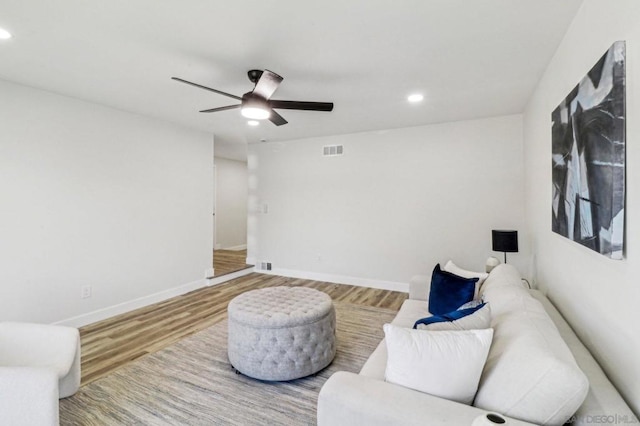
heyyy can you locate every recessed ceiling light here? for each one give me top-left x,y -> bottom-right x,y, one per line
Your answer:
0,27 -> 12,40
407,93 -> 424,103
247,120 -> 260,126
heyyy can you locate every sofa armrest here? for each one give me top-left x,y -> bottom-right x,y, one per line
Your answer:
0,367 -> 59,426
318,372 -> 535,426
409,274 -> 430,301
0,322 -> 80,379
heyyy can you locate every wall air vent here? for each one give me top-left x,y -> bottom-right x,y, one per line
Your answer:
323,145 -> 344,156
258,262 -> 272,271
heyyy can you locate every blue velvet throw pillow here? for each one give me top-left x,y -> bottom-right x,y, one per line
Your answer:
428,264 -> 478,315
413,303 -> 486,329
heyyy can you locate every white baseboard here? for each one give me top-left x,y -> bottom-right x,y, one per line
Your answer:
53,278 -> 210,328
259,267 -> 409,293
206,267 -> 254,286
53,267 -> 402,328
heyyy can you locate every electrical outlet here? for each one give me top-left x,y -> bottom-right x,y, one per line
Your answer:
266,262 -> 272,271
81,285 -> 92,299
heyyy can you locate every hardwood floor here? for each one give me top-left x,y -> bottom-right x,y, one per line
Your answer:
213,249 -> 253,277
79,273 -> 407,386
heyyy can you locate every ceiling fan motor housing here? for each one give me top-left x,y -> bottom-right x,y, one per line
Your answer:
247,69 -> 264,84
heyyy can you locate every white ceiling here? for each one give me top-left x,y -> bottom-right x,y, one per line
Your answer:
0,0 -> 583,161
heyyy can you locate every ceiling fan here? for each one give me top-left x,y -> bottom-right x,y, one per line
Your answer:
172,69 -> 334,126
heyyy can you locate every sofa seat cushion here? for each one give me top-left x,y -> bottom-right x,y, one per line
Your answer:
475,281 -> 589,425
391,299 -> 431,328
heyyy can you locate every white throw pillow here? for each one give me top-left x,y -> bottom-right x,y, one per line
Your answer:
383,324 -> 494,405
444,260 -> 489,298
415,303 -> 492,331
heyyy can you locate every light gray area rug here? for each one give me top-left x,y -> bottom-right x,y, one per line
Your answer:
60,302 -> 397,425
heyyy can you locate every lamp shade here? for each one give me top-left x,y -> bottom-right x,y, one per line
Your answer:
492,230 -> 518,253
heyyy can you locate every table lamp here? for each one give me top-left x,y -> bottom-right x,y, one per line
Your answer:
492,230 -> 518,263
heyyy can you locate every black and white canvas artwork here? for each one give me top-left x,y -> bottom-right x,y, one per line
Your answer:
551,41 -> 626,259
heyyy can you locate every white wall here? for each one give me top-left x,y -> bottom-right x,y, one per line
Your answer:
214,157 -> 248,250
248,115 -> 527,291
0,79 -> 214,325
523,0 -> 640,413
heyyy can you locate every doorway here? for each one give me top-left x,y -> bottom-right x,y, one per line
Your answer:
213,248 -> 251,277
212,157 -> 253,277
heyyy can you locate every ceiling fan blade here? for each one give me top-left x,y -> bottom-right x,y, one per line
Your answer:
269,100 -> 334,111
269,110 -> 288,126
199,104 -> 241,113
252,70 -> 283,100
172,77 -> 242,101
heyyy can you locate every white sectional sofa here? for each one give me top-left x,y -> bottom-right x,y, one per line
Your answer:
318,264 -> 635,425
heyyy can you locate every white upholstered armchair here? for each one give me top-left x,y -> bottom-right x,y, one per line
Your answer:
0,322 -> 81,425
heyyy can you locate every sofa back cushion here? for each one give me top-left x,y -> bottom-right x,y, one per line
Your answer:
480,263 -> 522,292
475,265 -> 589,425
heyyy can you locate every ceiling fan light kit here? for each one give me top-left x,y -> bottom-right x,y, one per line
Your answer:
173,69 -> 333,126
241,96 -> 271,120
241,108 -> 270,119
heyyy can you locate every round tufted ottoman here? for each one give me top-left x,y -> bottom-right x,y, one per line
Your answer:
227,286 -> 336,381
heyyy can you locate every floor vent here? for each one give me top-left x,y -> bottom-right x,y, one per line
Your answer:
323,145 -> 344,156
